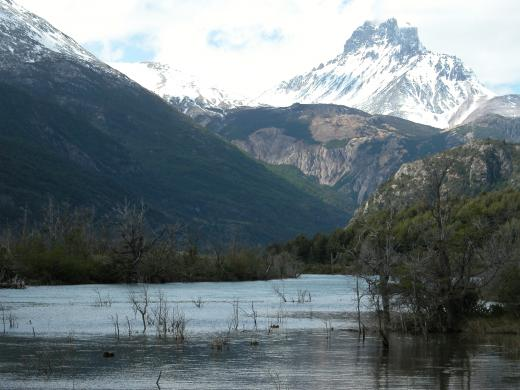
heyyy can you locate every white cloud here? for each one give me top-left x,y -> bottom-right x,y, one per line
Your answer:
16,0 -> 520,96
370,0 -> 520,93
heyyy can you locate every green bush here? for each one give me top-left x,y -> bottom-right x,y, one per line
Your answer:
497,264 -> 520,313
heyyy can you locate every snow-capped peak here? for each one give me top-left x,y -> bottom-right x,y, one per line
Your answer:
0,0 -> 98,64
258,18 -> 494,128
343,18 -> 425,57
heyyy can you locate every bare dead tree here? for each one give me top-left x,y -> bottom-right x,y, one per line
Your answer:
208,237 -> 226,276
113,200 -> 164,282
296,289 -> 312,304
170,305 -> 187,341
357,207 -> 400,348
93,288 -> 112,307
125,315 -> 133,337
240,301 -> 258,330
192,297 -> 204,309
272,284 -> 287,303
152,291 -> 170,338
110,314 -> 120,340
355,275 -> 363,334
143,223 -> 182,282
1,304 -> 6,334
268,369 -> 288,390
250,301 -> 258,330
156,370 -> 162,389
129,285 -> 150,334
41,197 -> 62,243
229,299 -> 240,331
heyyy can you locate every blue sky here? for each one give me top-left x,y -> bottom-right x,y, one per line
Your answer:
17,0 -> 520,96
207,27 -> 284,51
84,34 -> 156,63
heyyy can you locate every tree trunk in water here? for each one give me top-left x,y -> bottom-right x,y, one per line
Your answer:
380,275 -> 391,332
356,276 -> 361,334
380,276 -> 391,349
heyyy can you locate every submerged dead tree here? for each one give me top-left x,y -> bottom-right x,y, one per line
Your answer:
357,207 -> 400,348
129,285 -> 150,333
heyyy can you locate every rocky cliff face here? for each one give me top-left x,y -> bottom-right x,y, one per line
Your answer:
362,141 -> 519,214
234,128 -> 413,203
211,102 -> 520,213
209,104 -> 446,205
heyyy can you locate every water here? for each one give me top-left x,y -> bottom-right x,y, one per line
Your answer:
0,275 -> 357,336
0,275 -> 519,389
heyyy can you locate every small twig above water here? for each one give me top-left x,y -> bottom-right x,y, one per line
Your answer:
156,370 -> 162,389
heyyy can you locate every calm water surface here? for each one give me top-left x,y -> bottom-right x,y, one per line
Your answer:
0,275 -> 519,389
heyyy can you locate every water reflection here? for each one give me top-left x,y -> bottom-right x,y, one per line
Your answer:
0,331 -> 519,389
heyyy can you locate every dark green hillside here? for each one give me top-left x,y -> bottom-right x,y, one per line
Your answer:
0,71 -> 345,243
266,164 -> 356,213
0,83 -> 133,218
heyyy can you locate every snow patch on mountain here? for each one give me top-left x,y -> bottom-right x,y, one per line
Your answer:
111,61 -> 247,115
0,0 -> 97,64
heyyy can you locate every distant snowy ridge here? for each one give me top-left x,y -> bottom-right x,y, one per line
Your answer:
111,61 -> 247,118
462,95 -> 520,124
258,19 -> 494,128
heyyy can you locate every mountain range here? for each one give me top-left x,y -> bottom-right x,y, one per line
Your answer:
117,19 -> 517,132
206,102 -> 520,207
115,19 -> 517,130
2,0 -> 520,245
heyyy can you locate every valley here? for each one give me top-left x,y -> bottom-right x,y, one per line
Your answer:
1,1 -> 520,389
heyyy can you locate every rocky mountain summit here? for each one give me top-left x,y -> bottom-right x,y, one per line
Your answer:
106,19 -> 518,134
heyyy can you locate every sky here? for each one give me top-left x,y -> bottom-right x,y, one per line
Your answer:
17,0 -> 520,97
